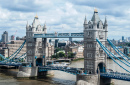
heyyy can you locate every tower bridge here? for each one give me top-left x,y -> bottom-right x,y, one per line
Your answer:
0,9 -> 130,85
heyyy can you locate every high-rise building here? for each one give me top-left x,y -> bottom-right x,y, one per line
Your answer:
55,39 -> 59,47
122,36 -> 124,41
1,31 -> 8,43
16,36 -> 20,40
11,35 -> 15,40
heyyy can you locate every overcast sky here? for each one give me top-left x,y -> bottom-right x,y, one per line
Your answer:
0,0 -> 130,40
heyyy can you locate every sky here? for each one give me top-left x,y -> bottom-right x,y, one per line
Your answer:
0,0 -> 130,40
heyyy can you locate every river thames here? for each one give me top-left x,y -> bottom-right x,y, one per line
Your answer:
0,59 -> 130,85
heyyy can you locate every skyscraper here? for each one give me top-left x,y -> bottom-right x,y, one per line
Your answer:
122,36 -> 124,41
11,35 -> 15,40
1,31 -> 8,43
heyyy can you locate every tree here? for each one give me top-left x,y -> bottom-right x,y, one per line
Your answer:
58,52 -> 65,58
128,43 -> 130,47
55,48 -> 62,53
67,51 -> 76,58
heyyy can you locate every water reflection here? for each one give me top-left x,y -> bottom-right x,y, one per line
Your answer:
0,59 -> 130,85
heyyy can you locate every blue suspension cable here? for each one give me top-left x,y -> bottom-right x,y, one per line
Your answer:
96,39 -> 130,73
2,40 -> 26,62
9,41 -> 26,62
0,54 -> 6,59
18,56 -> 27,62
15,53 -> 26,62
4,40 -> 26,62
107,39 -> 130,64
107,39 -> 130,60
98,39 -> 130,67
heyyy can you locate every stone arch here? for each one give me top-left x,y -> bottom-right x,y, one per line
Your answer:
36,58 -> 43,66
97,62 -> 106,73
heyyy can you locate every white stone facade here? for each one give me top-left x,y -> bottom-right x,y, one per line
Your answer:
26,15 -> 47,66
84,9 -> 108,74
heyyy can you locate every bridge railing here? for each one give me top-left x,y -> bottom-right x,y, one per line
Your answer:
34,33 -> 84,38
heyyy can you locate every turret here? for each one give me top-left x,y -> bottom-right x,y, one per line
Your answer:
84,16 -> 87,29
43,23 -> 47,33
26,21 -> 29,30
104,17 -> 108,28
91,9 -> 100,29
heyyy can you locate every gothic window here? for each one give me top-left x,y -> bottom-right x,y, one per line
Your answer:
30,33 -> 32,36
38,48 -> 42,53
28,43 -> 32,46
87,53 -> 92,58
38,42 -> 42,46
28,50 -> 32,54
89,25 -> 91,29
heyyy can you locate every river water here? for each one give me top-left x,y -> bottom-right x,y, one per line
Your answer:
0,59 -> 130,85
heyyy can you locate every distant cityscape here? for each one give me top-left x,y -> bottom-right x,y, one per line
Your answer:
1,30 -> 130,60
0,30 -> 84,60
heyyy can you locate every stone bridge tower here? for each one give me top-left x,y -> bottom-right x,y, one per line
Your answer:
26,15 -> 47,67
84,9 -> 108,74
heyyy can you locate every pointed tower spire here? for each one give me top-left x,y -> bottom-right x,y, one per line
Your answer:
26,21 -> 29,26
26,21 -> 29,30
35,14 -> 38,19
43,21 -> 46,28
104,16 -> 108,25
91,8 -> 100,23
43,21 -> 47,33
84,15 -> 87,24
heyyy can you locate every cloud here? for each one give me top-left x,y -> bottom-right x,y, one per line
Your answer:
0,0 -> 130,40
0,0 -> 53,12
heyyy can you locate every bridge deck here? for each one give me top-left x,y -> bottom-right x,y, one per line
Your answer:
33,33 -> 84,38
100,72 -> 130,81
38,66 -> 83,75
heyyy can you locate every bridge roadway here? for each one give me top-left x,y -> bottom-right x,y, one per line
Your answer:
39,66 -> 130,81
1,62 -> 130,81
38,66 -> 83,75
0,62 -> 22,68
33,33 -> 84,38
101,72 -> 130,81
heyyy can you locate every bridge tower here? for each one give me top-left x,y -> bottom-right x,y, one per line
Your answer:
84,9 -> 108,74
26,15 -> 47,66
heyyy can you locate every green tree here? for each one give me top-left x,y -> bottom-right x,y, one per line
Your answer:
68,51 -> 75,58
58,52 -> 65,58
55,48 -> 62,53
128,43 -> 130,47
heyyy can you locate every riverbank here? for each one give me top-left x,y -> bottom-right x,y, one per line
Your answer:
72,58 -> 84,61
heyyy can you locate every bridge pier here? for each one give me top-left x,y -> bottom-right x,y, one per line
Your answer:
76,74 -> 100,85
100,77 -> 113,85
17,66 -> 38,78
17,66 -> 54,78
76,74 -> 113,85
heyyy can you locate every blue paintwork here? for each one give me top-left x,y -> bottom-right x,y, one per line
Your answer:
96,39 -> 130,73
33,33 -> 84,38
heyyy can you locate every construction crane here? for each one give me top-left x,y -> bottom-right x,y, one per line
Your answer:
13,30 -> 17,40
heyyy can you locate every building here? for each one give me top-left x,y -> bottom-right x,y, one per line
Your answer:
11,35 -> 15,40
84,9 -> 108,74
7,40 -> 26,57
55,39 -> 59,47
16,36 -> 25,40
1,31 -> 8,43
0,48 -> 9,58
16,36 -> 20,40
26,15 -> 47,65
122,36 -> 124,41
65,45 -> 84,58
46,43 -> 54,60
